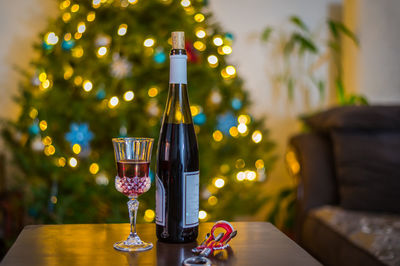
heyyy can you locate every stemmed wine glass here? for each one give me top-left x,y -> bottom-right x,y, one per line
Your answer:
112,137 -> 154,252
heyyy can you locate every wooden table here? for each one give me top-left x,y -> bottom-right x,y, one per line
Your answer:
1,222 -> 321,265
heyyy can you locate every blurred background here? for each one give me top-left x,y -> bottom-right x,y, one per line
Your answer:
0,0 -> 399,263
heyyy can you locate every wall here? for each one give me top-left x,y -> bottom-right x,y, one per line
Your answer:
0,0 -> 57,142
343,0 -> 400,103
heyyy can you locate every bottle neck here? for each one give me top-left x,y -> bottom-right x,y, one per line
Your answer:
163,49 -> 192,124
169,49 -> 187,85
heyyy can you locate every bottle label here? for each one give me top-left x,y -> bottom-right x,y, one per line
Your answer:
182,171 -> 199,228
169,54 -> 187,84
156,175 -> 166,226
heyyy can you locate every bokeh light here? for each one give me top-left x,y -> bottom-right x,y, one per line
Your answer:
124,91 -> 134,101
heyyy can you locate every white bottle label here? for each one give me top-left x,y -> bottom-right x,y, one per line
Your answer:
169,54 -> 187,84
156,175 -> 166,226
183,171 -> 199,228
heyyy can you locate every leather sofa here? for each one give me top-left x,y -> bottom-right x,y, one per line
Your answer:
289,106 -> 400,266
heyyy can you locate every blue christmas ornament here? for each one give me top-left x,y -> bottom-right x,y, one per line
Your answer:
193,112 -> 206,125
217,112 -> 237,134
150,170 -> 155,183
61,39 -> 75,50
225,33 -> 234,41
96,89 -> 106,100
65,123 -> 94,149
231,98 -> 242,110
28,122 -> 40,135
42,41 -> 53,51
153,50 -> 166,64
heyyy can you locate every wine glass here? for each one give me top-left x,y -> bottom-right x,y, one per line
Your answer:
112,137 -> 154,252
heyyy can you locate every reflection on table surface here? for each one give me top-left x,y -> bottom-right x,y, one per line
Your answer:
2,222 -> 321,266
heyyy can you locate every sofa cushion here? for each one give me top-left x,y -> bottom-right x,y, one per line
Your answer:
303,206 -> 400,266
331,130 -> 400,213
303,106 -> 400,133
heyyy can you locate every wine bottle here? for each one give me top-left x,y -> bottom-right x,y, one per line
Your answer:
156,31 -> 199,243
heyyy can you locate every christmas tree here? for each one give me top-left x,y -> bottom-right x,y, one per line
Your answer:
3,0 -> 276,224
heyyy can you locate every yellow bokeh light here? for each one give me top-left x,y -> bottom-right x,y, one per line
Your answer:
180,0 -> 191,7
72,144 -> 81,154
236,171 -> 245,181
222,45 -> 232,55
190,105 -> 200,116
252,130 -> 263,143
193,41 -> 206,51
118,24 -> 128,36
45,145 -> 56,156
60,0 -> 70,9
72,46 -> 84,58
39,120 -> 48,131
124,91 -> 134,101
144,209 -> 155,222
62,12 -> 71,22
226,66 -> 236,76
207,55 -> 218,66
97,46 -> 107,57
208,196 -> 218,206
213,178 -> 225,188
238,123 -> 247,134
92,0 -> 101,8
74,76 -> 83,86
238,114 -> 250,124
42,136 -> 52,146
143,38 -> 155,47
29,108 -> 38,119
83,80 -> 93,92
108,96 -> 119,108
195,28 -> 206,39
41,79 -> 51,90
74,32 -> 82,40
77,22 -> 86,33
69,157 -> 78,167
235,158 -> 245,169
213,36 -> 223,46
220,164 -> 230,173
63,65 -> 74,80
199,210 -> 207,220
45,32 -> 59,45
213,130 -> 223,142
50,196 -> 57,204
286,150 -> 300,175
89,163 -> 99,174
220,69 -> 230,79
246,171 -> 257,181
175,110 -> 182,121
38,72 -> 47,82
71,4 -> 79,12
148,87 -> 159,97
128,0 -> 138,4
64,33 -> 72,41
229,126 -> 239,137
194,13 -> 205,22
87,11 -> 96,22
255,159 -> 265,169
58,157 -> 66,167
184,6 -> 195,15
144,48 -> 154,56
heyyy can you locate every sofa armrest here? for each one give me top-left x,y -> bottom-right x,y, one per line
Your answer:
289,133 -> 339,242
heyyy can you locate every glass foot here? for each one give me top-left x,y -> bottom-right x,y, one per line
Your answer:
114,240 -> 153,252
